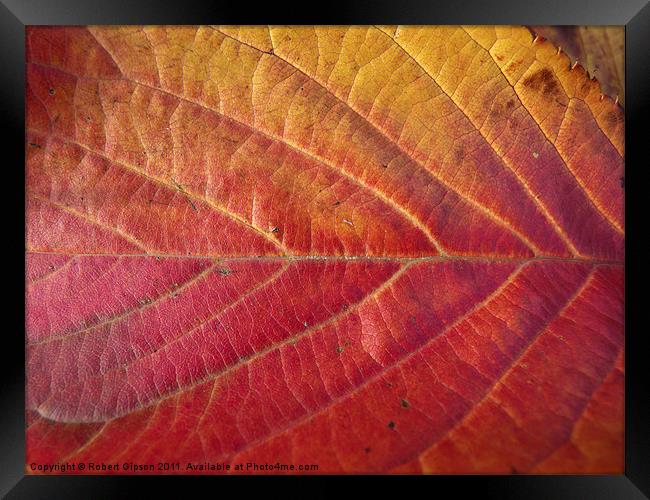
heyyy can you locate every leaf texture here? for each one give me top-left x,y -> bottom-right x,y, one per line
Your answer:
530,26 -> 624,105
25,26 -> 624,474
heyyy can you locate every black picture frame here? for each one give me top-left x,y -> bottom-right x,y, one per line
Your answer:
2,0 -> 647,497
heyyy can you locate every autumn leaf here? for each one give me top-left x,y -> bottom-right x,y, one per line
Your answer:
25,26 -> 624,474
530,26 -> 624,105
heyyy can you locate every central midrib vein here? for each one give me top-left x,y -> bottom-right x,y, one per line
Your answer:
25,250 -> 624,266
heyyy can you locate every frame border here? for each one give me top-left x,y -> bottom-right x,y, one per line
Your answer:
3,0 -> 647,497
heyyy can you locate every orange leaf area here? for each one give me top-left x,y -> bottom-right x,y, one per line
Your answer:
26,26 -> 624,474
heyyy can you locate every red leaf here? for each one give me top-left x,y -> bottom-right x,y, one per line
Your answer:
26,26 -> 624,474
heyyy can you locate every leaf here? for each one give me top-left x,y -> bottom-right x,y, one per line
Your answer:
25,26 -> 624,474
530,26 -> 624,105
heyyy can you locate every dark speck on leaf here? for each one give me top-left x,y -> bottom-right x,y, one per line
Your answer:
332,200 -> 342,207
171,178 -> 197,210
218,268 -> 233,276
364,447 -> 371,453
29,142 -> 41,148
400,399 -> 410,409
48,88 -> 56,95
453,145 -> 465,164
271,226 -> 280,233
387,421 -> 396,430
522,68 -> 562,102
605,111 -> 620,125
336,346 -> 344,353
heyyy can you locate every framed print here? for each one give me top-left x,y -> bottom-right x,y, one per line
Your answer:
2,0 -> 648,497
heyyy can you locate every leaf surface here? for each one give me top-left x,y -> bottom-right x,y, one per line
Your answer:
26,26 -> 624,474
530,26 -> 624,105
